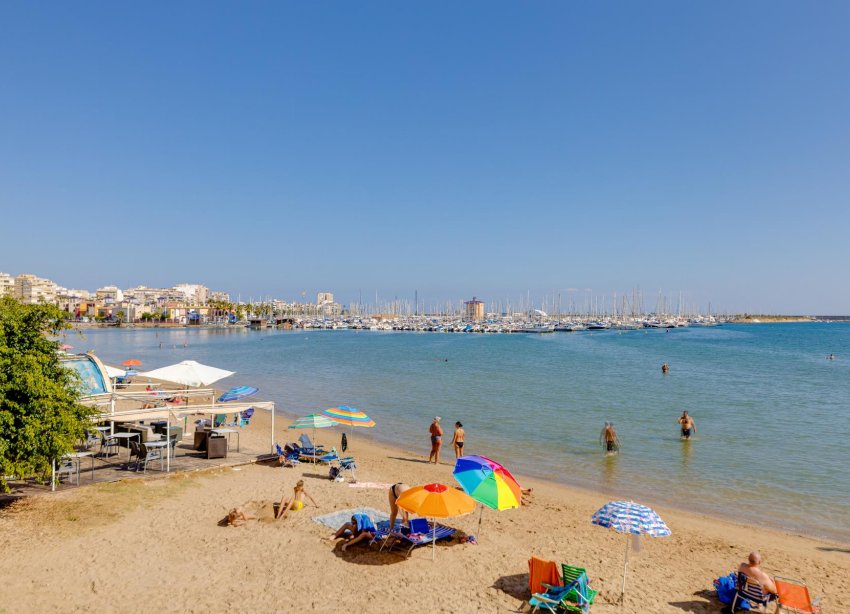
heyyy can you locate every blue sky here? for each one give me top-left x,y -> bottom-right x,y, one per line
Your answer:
1,2 -> 848,313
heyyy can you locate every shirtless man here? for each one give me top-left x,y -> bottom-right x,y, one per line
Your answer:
739,551 -> 777,595
428,416 -> 443,464
600,421 -> 620,454
678,411 -> 696,440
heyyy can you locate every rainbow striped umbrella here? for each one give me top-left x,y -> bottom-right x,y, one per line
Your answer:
322,406 -> 375,428
453,455 -> 521,511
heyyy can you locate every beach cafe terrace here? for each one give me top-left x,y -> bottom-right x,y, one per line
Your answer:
31,389 -> 279,494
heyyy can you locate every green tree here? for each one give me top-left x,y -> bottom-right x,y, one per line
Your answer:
0,296 -> 98,491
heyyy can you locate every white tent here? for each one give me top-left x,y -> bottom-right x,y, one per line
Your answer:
140,360 -> 235,387
104,364 -> 125,378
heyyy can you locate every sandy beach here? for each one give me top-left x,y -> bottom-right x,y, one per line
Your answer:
2,409 -> 848,614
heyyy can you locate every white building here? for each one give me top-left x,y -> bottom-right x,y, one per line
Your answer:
174,283 -> 209,306
0,273 -> 13,296
14,274 -> 58,304
95,285 -> 124,304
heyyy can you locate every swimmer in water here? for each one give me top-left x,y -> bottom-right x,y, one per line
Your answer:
661,362 -> 670,374
600,421 -> 620,454
827,353 -> 835,360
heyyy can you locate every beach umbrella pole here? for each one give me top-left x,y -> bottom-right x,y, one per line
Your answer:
621,533 -> 630,603
432,520 -> 436,561
478,505 -> 484,538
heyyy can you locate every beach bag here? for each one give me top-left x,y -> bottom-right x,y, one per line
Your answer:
341,432 -> 348,453
328,466 -> 341,481
714,572 -> 750,610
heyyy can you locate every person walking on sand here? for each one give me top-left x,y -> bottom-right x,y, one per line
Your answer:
451,421 -> 465,458
428,416 -> 443,464
678,410 -> 696,440
600,421 -> 620,454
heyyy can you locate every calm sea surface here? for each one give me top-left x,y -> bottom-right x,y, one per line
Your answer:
74,323 -> 850,542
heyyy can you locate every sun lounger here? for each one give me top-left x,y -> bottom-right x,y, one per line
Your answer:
775,576 -> 821,613
381,517 -> 456,557
275,444 -> 300,466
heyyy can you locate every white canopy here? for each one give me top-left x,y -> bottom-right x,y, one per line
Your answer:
104,364 -> 125,378
141,360 -> 235,387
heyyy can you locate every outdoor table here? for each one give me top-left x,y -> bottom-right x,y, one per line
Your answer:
211,428 -> 240,453
66,451 -> 94,482
93,426 -> 110,432
111,432 -> 140,460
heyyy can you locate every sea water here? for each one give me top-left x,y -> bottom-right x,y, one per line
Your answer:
75,323 -> 850,542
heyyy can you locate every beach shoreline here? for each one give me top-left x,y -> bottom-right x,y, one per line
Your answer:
3,407 -> 848,613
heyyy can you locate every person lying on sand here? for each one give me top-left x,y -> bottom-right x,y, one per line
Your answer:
226,500 -> 277,526
277,479 -> 318,520
521,488 -> 534,505
333,513 -> 377,552
738,551 -> 777,595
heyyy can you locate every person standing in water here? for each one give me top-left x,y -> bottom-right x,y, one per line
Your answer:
678,411 -> 696,440
600,421 -> 620,454
451,421 -> 465,458
428,416 -> 443,464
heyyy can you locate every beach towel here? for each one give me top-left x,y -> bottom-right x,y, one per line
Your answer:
353,513 -> 376,533
348,482 -> 392,489
311,507 -> 389,530
714,572 -> 750,609
528,556 -> 562,594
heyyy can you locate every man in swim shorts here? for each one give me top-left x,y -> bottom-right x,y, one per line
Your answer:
428,416 -> 443,464
601,421 -> 620,454
678,411 -> 696,440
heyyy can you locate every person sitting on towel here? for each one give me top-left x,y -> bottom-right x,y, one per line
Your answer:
333,513 -> 376,551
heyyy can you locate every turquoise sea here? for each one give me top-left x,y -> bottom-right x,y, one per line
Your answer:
75,323 -> 850,542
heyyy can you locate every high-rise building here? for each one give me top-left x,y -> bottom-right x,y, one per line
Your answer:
317,292 -> 334,305
14,274 -> 58,304
0,273 -> 13,296
464,296 -> 485,321
174,283 -> 209,306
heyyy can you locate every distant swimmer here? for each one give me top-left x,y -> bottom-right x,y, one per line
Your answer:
827,353 -> 835,360
678,411 -> 696,440
600,421 -> 620,454
661,362 -> 670,374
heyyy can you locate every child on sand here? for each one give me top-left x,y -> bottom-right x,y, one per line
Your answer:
276,480 -> 318,519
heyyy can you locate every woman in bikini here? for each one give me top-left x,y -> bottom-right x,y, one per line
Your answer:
452,421 -> 465,458
276,479 -> 318,519
388,482 -> 410,532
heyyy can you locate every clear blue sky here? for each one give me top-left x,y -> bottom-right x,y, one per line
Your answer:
1,2 -> 848,313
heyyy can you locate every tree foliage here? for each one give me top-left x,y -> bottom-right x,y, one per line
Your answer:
0,296 -> 98,490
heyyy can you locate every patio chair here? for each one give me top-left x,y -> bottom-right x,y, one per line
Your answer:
100,432 -> 119,457
336,456 -> 356,479
129,440 -> 142,470
381,517 -> 456,557
137,443 -> 164,473
54,457 -> 79,486
775,576 -> 821,613
82,431 -> 100,450
731,572 -> 775,612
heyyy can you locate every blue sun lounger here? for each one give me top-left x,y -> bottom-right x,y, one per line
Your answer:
380,517 -> 456,557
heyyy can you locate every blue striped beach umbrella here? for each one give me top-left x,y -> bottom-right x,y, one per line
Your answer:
592,501 -> 671,602
218,385 -> 259,402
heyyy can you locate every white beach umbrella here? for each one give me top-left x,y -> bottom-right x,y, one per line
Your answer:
141,360 -> 235,387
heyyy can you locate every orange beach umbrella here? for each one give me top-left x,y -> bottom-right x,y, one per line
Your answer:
396,483 -> 476,560
122,359 -> 143,367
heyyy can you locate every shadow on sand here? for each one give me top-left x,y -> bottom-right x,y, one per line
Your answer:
667,589 -> 718,613
492,572 -> 529,603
